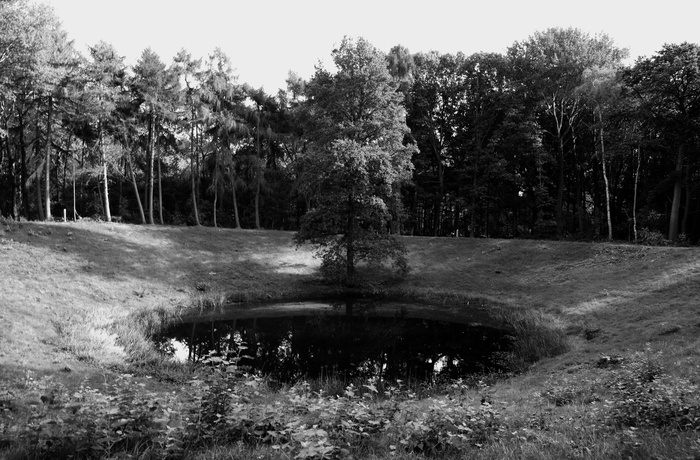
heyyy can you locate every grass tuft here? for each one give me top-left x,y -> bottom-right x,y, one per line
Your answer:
51,307 -> 126,366
494,308 -> 570,371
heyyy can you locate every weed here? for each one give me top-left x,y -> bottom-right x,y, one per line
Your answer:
608,347 -> 700,430
541,378 -> 600,406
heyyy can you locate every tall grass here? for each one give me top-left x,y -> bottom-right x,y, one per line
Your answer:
51,302 -> 189,376
494,308 -> 570,371
51,307 -> 126,366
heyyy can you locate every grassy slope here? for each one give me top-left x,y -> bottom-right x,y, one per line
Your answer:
0,221 -> 320,372
2,220 -> 698,374
0,219 -> 700,367
1,220 -> 700,459
0,221 -> 700,458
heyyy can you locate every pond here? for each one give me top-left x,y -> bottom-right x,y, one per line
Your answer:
155,299 -> 515,383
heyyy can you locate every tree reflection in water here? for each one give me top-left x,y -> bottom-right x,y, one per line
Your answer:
155,300 -> 514,383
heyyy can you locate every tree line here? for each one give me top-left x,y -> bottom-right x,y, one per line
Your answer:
1,0 -> 699,245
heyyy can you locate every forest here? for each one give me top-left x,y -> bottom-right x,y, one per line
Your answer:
2,0 -> 699,245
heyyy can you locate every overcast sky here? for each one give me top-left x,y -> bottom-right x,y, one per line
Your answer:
46,0 -> 700,94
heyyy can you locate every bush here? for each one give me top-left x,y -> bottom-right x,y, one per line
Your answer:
637,228 -> 670,246
393,398 -> 503,455
608,348 -> 700,430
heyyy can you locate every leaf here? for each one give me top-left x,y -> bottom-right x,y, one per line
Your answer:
113,418 -> 131,428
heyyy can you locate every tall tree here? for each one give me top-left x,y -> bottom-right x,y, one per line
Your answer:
457,52 -> 509,237
82,41 -> 127,222
579,66 -> 622,240
510,28 -> 626,236
200,48 -> 247,228
295,37 -> 415,284
0,1 -> 75,220
131,48 -> 178,224
406,51 -> 465,235
172,49 -> 203,226
243,86 -> 280,229
624,43 -> 700,241
35,18 -> 76,220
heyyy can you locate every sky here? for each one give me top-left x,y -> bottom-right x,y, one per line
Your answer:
46,0 -> 700,95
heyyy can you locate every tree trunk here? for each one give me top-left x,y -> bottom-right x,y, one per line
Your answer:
8,139 -> 19,220
231,177 -> 241,229
61,144 -> 68,207
102,157 -> 111,222
254,113 -> 262,229
117,157 -> 123,216
218,181 -> 224,221
100,128 -> 112,222
556,134 -> 565,237
470,158 -> 477,238
196,125 -> 202,212
97,174 -> 104,217
72,156 -> 77,221
18,113 -> 29,219
681,162 -> 691,236
573,127 -> 585,234
346,194 -> 355,285
632,146 -> 641,242
213,182 -> 218,228
453,198 -> 460,237
597,109 -> 612,241
36,164 -> 44,221
128,153 -> 146,224
45,96 -> 53,221
668,144 -> 684,242
146,110 -> 155,224
158,154 -> 164,225
255,177 -> 261,229
190,119 -> 201,226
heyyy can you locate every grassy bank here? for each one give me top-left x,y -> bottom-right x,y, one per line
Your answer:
1,219 -> 699,459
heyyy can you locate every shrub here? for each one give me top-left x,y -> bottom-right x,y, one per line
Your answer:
1,373 -> 184,460
392,398 -> 503,455
637,228 -> 670,246
608,348 -> 700,430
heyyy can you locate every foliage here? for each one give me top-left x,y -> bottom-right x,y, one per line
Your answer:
393,398 -> 503,454
607,348 -> 700,430
295,37 -> 415,284
3,341 -> 700,460
0,366 -> 505,460
624,43 -> 700,242
1,3 -> 699,244
637,227 -> 671,246
0,372 -> 185,459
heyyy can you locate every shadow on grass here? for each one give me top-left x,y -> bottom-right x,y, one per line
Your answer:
8,221 -> 327,302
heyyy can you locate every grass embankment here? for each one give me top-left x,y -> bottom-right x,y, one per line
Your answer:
1,219 -> 699,459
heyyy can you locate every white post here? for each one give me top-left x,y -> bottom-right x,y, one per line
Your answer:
63,209 -> 67,222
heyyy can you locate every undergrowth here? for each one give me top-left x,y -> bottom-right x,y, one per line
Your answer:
2,346 -> 699,459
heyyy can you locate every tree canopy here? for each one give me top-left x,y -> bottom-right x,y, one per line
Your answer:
1,7 -> 699,259
294,37 -> 415,284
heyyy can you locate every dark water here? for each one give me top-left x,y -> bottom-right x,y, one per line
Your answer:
155,300 -> 514,383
